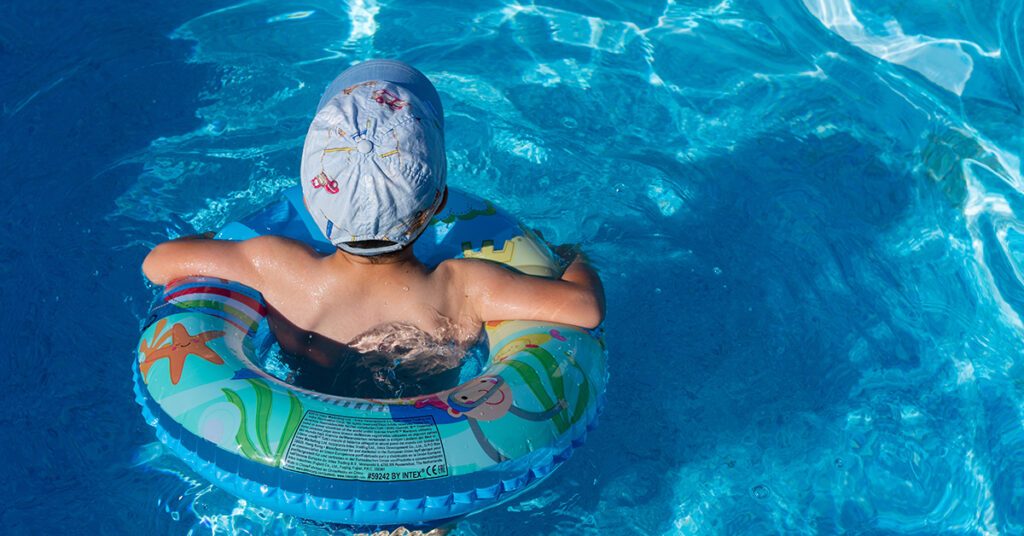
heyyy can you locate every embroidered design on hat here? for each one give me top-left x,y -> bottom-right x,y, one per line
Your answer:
349,119 -> 370,140
387,188 -> 442,239
343,80 -> 377,95
311,171 -> 339,194
377,130 -> 402,163
371,88 -> 408,111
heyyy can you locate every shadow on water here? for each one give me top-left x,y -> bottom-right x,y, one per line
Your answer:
0,1 -> 224,533
559,123 -> 1024,533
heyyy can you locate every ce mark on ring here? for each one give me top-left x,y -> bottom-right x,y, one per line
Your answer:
423,464 -> 445,477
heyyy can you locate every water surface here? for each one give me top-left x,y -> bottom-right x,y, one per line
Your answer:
2,0 -> 1024,533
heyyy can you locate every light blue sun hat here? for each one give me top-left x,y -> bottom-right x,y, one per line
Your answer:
300,60 -> 447,255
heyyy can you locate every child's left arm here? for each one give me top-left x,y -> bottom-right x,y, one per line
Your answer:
142,235 -> 281,288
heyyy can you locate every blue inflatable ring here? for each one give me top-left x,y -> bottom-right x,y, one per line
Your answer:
134,187 -> 607,526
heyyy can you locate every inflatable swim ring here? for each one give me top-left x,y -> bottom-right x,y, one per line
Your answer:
134,186 -> 607,526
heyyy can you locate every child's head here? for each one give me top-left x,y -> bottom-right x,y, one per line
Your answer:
301,60 -> 446,256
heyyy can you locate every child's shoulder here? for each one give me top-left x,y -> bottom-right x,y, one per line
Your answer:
247,234 -> 320,252
433,257 -> 517,288
432,253 -> 603,329
435,257 -> 504,273
243,234 -> 324,263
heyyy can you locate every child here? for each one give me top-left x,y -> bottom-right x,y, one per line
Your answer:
142,60 -> 604,395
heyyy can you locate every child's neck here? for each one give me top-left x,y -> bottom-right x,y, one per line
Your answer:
332,248 -> 420,268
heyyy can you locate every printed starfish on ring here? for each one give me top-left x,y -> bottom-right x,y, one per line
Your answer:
139,319 -> 226,385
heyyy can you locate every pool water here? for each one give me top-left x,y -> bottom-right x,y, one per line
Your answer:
256,334 -> 491,399
3,0 -> 1024,534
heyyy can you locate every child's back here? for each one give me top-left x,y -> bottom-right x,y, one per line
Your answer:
144,232 -> 602,362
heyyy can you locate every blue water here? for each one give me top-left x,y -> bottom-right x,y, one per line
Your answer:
257,336 -> 491,399
3,0 -> 1024,533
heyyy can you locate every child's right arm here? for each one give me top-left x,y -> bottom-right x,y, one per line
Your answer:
453,249 -> 605,329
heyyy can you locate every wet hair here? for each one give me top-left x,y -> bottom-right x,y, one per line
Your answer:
341,191 -> 446,262
343,240 -> 411,264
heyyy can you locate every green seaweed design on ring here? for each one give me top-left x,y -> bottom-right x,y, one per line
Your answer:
222,378 -> 304,466
431,201 -> 496,225
504,345 -> 591,435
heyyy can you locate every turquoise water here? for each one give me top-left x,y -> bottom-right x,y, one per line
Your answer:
3,0 -> 1024,533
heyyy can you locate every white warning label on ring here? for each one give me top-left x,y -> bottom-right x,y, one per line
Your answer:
282,411 -> 448,481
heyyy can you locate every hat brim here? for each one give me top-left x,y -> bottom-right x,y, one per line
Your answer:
318,59 -> 444,126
